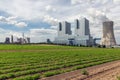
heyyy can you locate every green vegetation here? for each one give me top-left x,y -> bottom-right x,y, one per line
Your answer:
13,74 -> 40,80
81,69 -> 89,76
0,44 -> 120,80
117,76 -> 120,80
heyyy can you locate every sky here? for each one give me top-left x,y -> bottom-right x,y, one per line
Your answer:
0,0 -> 120,43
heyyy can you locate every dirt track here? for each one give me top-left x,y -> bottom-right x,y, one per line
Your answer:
41,60 -> 120,80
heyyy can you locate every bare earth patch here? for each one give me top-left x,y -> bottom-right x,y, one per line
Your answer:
41,60 -> 120,80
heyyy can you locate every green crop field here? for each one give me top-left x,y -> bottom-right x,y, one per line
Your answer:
0,44 -> 120,80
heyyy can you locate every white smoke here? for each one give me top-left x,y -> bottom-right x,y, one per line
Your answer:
87,8 -> 110,23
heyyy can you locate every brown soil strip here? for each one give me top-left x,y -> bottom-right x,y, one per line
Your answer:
40,60 -> 120,80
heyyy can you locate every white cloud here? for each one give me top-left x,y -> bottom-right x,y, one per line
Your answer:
30,28 -> 57,35
29,28 -> 57,42
71,0 -> 96,5
71,0 -> 81,5
15,22 -> 27,28
114,0 -> 120,4
0,16 -> 27,27
50,26 -> 57,29
43,15 -> 59,25
7,16 -> 17,21
45,5 -> 56,12
0,16 -> 7,22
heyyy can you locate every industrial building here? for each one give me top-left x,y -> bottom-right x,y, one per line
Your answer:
16,37 -> 30,44
5,37 -> 10,44
58,21 -> 72,36
101,21 -> 116,47
74,18 -> 93,46
4,34 -> 30,44
54,18 -> 94,46
54,21 -> 73,45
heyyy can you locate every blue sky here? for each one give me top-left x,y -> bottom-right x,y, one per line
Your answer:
0,0 -> 120,43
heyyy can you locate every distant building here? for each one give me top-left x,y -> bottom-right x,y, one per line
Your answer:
5,37 -> 10,44
47,39 -> 51,43
54,21 -> 72,45
54,18 -> 94,46
74,18 -> 93,46
16,37 -> 30,44
17,38 -> 24,44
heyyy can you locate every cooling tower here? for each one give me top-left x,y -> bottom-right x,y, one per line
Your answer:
101,21 -> 116,47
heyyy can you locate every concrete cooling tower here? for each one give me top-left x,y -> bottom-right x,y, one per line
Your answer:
101,21 -> 116,47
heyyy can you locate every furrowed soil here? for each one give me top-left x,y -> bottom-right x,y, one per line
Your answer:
41,60 -> 120,80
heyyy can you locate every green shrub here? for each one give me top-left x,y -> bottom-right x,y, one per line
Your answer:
81,69 -> 89,76
43,71 -> 60,77
0,75 -> 7,80
7,73 -> 15,78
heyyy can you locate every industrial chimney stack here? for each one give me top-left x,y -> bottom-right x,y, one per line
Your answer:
101,21 -> 116,47
11,35 -> 14,43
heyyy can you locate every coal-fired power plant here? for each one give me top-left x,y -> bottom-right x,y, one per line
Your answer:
54,18 -> 94,46
101,21 -> 116,47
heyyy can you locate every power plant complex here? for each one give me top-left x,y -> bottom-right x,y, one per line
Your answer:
54,18 -> 94,46
2,17 -> 117,47
54,18 -> 117,47
4,34 -> 30,44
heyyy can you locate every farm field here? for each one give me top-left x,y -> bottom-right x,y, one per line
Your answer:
0,44 -> 120,80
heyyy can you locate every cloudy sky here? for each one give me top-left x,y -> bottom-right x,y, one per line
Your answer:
0,0 -> 120,43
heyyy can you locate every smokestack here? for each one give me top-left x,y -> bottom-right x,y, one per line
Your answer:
11,35 -> 14,43
22,33 -> 25,44
22,33 -> 24,39
101,21 -> 116,47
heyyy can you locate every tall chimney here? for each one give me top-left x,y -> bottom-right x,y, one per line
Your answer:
11,35 -> 14,43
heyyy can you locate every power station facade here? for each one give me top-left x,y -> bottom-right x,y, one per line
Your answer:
58,21 -> 72,36
101,21 -> 116,47
54,18 -> 94,46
